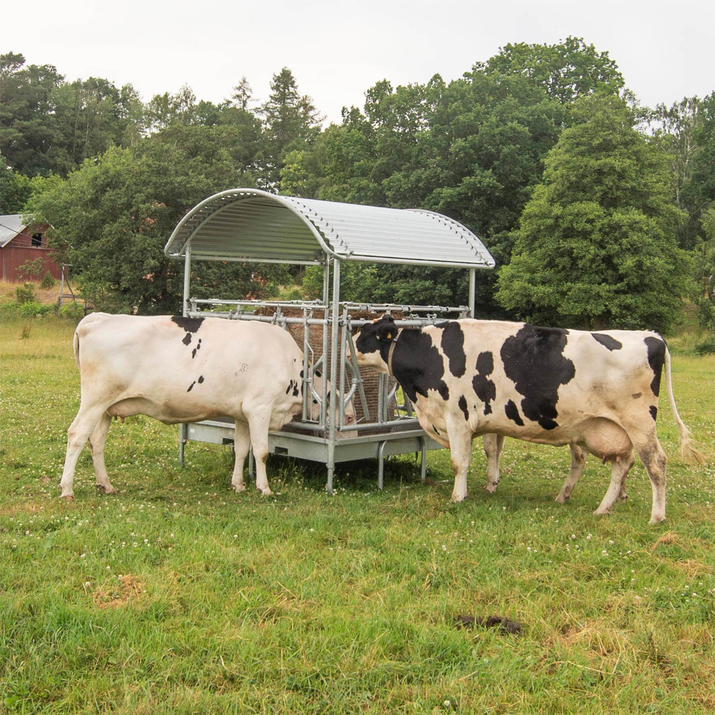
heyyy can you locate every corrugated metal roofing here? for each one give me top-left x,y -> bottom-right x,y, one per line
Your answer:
164,189 -> 495,269
0,214 -> 25,248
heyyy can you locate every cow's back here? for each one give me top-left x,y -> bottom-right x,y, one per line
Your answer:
74,314 -> 304,423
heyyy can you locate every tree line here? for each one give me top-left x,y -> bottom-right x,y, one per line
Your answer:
1,39 -> 713,334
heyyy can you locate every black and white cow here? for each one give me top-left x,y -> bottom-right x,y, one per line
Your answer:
355,316 -> 702,524
60,313 -> 350,499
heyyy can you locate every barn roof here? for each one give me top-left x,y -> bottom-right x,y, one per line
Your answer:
0,214 -> 25,248
164,189 -> 495,270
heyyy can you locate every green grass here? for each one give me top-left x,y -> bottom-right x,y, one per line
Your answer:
1,316 -> 714,714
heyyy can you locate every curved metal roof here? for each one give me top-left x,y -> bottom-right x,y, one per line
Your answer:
164,188 -> 495,269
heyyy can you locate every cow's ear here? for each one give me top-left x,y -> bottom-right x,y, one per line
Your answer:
377,322 -> 396,342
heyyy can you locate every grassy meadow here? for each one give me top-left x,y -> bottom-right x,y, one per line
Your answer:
1,315 -> 714,714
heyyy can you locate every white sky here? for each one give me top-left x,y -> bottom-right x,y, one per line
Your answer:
4,0 -> 714,125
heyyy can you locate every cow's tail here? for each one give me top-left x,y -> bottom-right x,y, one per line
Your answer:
664,345 -> 705,465
73,326 -> 81,370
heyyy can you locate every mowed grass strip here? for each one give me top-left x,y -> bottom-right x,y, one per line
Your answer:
1,316 -> 714,714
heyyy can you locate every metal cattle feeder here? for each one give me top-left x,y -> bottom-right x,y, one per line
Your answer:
164,188 -> 495,493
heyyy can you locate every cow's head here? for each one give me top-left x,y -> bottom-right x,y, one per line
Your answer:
355,315 -> 398,374
308,372 -> 356,426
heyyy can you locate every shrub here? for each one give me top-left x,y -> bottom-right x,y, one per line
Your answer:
694,336 -> 715,355
17,301 -> 53,317
59,301 -> 85,321
40,271 -> 56,290
15,283 -> 35,304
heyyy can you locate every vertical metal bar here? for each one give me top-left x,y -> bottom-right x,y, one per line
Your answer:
338,306 -> 348,431
320,262 -> 330,427
301,307 -> 310,421
59,265 -> 65,308
420,437 -> 427,483
378,441 -> 387,490
469,268 -> 476,318
183,246 -> 192,317
326,259 -> 341,495
179,246 -> 192,466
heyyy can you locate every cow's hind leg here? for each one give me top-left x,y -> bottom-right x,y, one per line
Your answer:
483,434 -> 505,494
594,451 -> 635,517
246,411 -> 272,496
637,437 -> 667,525
59,404 -> 110,498
231,421 -> 251,493
88,412 -> 116,494
555,444 -> 588,503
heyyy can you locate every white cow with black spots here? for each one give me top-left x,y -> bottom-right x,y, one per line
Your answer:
60,313 -> 350,498
355,316 -> 702,524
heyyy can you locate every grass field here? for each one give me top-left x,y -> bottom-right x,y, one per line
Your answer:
1,315 -> 714,714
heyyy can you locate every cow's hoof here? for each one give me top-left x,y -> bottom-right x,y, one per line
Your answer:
232,483 -> 246,494
450,494 -> 467,503
593,507 -> 610,516
555,494 -> 569,504
484,483 -> 498,494
649,514 -> 666,526
257,487 -> 273,496
96,484 -> 116,494
60,493 -> 75,501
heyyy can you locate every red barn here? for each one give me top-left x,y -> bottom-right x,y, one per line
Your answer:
0,214 -> 60,283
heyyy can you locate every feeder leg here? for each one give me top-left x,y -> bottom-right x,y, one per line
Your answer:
420,437 -> 427,483
378,441 -> 388,490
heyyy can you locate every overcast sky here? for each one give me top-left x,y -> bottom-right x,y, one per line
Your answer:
4,0 -> 714,124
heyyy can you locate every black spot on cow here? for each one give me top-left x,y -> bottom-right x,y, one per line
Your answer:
644,337 -> 666,397
198,375 -> 204,384
440,322 -> 467,378
458,395 -> 469,421
632,392 -> 642,399
187,381 -> 196,392
650,405 -> 658,421
504,400 -> 524,426
292,382 -> 299,397
390,329 -> 450,403
500,325 -> 575,431
432,424 -> 441,435
472,351 -> 496,415
285,380 -> 294,395
191,339 -> 203,359
182,333 -> 192,346
592,333 -> 623,351
172,316 -> 204,333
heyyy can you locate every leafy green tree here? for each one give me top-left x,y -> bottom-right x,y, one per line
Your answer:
231,77 -> 254,112
0,52 -> 67,175
497,95 -> 692,331
648,96 -> 712,250
694,207 -> 715,332
28,125 -> 286,314
310,39 -> 627,311
260,68 -> 323,187
681,93 -> 715,239
476,36 -> 624,105
145,85 -> 200,132
0,53 -> 145,176
0,155 -> 31,213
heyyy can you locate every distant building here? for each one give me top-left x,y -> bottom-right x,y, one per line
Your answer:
0,214 -> 59,282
